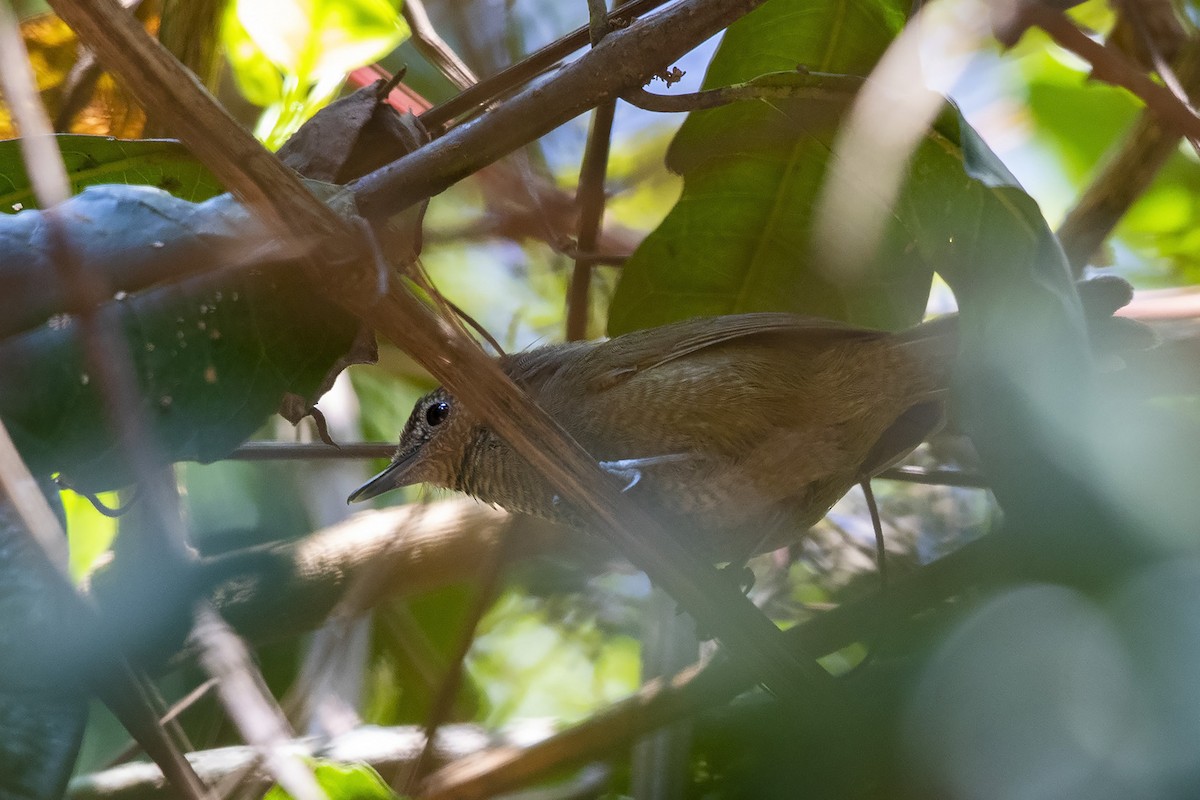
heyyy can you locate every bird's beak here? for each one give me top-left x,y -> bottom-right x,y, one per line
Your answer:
347,453 -> 418,504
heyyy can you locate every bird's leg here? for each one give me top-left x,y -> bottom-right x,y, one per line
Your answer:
549,454 -> 690,507
599,454 -> 690,491
860,479 -> 888,588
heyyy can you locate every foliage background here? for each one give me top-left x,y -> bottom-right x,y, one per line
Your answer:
3,0 -> 1200,798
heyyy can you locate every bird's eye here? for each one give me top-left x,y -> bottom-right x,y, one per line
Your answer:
425,401 -> 450,426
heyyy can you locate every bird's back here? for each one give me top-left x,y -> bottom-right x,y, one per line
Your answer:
496,313 -> 953,557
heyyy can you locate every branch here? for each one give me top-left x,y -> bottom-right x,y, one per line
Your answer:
210,501 -> 573,647
1057,42 -> 1200,273
68,722 -> 540,800
621,69 -> 862,112
349,0 -> 773,221
1023,5 -> 1200,144
50,0 -> 845,714
418,0 -> 673,131
421,531 -> 1011,799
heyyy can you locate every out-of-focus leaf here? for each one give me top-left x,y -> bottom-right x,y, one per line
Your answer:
1025,51 -> 1139,182
469,591 -> 639,726
2,12 -> 147,138
610,0 -> 933,334
0,184 -> 366,491
264,761 -> 402,800
222,0 -> 409,148
220,5 -> 286,108
0,135 -> 222,213
0,493 -> 86,800
235,0 -> 407,79
62,489 -> 118,580
1022,43 -> 1200,279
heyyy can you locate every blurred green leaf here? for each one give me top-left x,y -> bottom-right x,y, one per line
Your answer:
223,0 -> 409,148
610,0 -> 933,334
220,6 -> 284,107
1021,37 -> 1200,280
0,186 -> 364,491
264,760 -> 401,800
0,136 -> 222,212
469,591 -> 639,726
61,490 -> 117,580
1025,51 -> 1139,182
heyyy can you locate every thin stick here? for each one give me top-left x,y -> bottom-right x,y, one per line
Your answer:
419,0 -> 672,131
860,480 -> 887,588
192,604 -> 325,800
404,526 -> 513,792
566,0 -> 618,341
0,6 -> 210,798
622,69 -> 861,112
1025,5 -> 1200,144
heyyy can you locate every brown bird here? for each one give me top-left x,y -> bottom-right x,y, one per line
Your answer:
348,312 -> 958,560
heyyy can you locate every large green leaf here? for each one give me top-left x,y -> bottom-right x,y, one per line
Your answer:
609,0 -> 925,334
0,135 -> 223,212
0,185 -> 364,492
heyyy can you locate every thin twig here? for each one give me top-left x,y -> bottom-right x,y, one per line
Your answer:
1118,0 -> 1194,130
418,0 -> 673,131
1057,41 -> 1200,273
228,442 -> 397,460
1024,4 -> 1200,146
402,0 -> 478,91
105,679 -> 219,768
622,69 -> 862,112
405,523 -> 514,792
860,480 -> 887,587
192,604 -> 325,800
876,466 -> 990,489
566,0 -> 619,341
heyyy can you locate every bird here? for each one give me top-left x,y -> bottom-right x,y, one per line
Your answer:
348,312 -> 959,561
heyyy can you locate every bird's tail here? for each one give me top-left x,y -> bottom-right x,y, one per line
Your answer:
894,276 -> 1155,390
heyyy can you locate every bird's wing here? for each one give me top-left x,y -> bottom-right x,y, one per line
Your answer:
582,313 -> 884,391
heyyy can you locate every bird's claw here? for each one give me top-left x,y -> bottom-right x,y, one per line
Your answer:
599,454 -> 689,493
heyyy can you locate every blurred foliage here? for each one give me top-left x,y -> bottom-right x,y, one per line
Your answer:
470,590 -> 640,725
221,0 -> 409,148
1007,5 -> 1200,282
60,490 -> 116,581
0,136 -> 223,210
264,761 -> 401,800
0,11 -> 148,138
5,0 -> 1200,797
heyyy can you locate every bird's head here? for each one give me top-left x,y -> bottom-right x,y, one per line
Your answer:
347,387 -> 473,503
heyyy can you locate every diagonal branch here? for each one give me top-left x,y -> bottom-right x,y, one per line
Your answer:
1057,42 -> 1200,273
349,0 -> 771,221
46,0 -> 844,717
1023,5 -> 1200,145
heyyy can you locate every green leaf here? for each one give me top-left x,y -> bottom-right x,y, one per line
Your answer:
0,135 -> 223,212
224,0 -> 410,147
610,0 -> 924,334
0,495 -> 86,800
264,761 -> 402,800
62,489 -> 118,580
220,5 -> 285,107
234,0 -> 407,79
0,185 -> 365,491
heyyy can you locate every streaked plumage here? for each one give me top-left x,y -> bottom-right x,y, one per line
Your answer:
350,312 -> 956,559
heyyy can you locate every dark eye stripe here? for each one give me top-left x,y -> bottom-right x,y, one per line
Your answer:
426,401 -> 450,426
